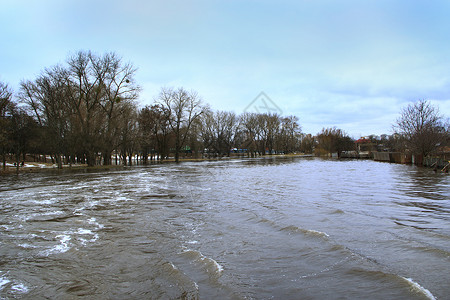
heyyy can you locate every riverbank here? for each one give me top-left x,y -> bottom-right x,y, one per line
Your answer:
0,162 -> 125,175
1,153 -> 313,175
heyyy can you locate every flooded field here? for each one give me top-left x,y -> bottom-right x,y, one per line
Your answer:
1,157 -> 449,299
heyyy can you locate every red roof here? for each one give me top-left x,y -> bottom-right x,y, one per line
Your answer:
355,138 -> 371,144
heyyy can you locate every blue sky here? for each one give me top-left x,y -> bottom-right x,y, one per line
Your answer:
1,0 -> 449,137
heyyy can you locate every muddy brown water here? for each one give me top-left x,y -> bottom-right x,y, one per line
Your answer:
1,157 -> 449,299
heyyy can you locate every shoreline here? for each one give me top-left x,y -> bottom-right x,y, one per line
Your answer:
2,153 -> 447,175
0,154 -> 312,175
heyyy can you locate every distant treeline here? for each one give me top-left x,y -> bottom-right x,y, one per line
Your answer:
0,51 -> 313,168
1,51 -> 449,170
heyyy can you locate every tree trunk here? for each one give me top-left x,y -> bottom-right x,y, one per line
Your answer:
143,150 -> 148,165
122,153 -> 127,166
86,151 -> 96,167
175,134 -> 180,163
55,154 -> 63,169
103,151 -> 112,165
15,151 -> 20,173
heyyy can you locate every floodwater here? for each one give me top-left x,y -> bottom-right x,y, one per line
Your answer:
0,157 -> 449,299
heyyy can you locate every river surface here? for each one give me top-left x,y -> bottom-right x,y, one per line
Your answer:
0,157 -> 449,299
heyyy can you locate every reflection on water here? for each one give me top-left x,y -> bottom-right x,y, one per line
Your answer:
0,157 -> 448,299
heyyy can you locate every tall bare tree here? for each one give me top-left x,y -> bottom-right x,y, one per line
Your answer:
91,52 -> 140,165
20,66 -> 72,168
157,87 -> 203,162
20,51 -> 140,167
394,100 -> 446,158
65,51 -> 140,166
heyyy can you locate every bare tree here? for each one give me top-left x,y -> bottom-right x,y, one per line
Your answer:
260,113 -> 281,155
19,66 -> 72,168
239,112 -> 260,157
0,82 -> 13,115
200,109 -> 237,157
19,51 -> 140,167
138,106 -> 155,164
117,102 -> 139,165
90,52 -> 140,165
157,87 -> 203,162
394,100 -> 445,158
1,82 -> 14,170
7,105 -> 38,172
279,115 -> 302,153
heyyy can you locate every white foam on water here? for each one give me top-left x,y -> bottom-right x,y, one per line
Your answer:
11,283 -> 29,293
306,229 -> 330,238
209,258 -> 224,273
76,228 -> 99,245
30,199 -> 55,205
77,228 -> 93,235
87,217 -> 104,229
18,243 -> 37,249
0,273 -> 29,294
402,277 -> 436,300
41,234 -> 71,256
0,276 -> 10,289
53,234 -> 71,252
169,262 -> 178,270
181,248 -> 224,275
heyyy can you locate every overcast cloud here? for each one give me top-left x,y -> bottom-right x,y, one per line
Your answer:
1,0 -> 449,137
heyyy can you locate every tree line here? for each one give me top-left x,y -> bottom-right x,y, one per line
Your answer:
1,51 -> 307,169
1,51 -> 449,170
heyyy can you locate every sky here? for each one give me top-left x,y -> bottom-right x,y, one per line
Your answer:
1,0 -> 450,138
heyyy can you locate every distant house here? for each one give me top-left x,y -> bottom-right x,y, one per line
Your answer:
355,138 -> 374,153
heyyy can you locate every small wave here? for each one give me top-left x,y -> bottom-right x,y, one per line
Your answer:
181,249 -> 224,277
297,256 -> 350,279
161,261 -> 199,299
402,277 -> 436,300
347,268 -> 437,300
281,225 -> 330,238
307,229 -> 330,238
249,216 -> 276,227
